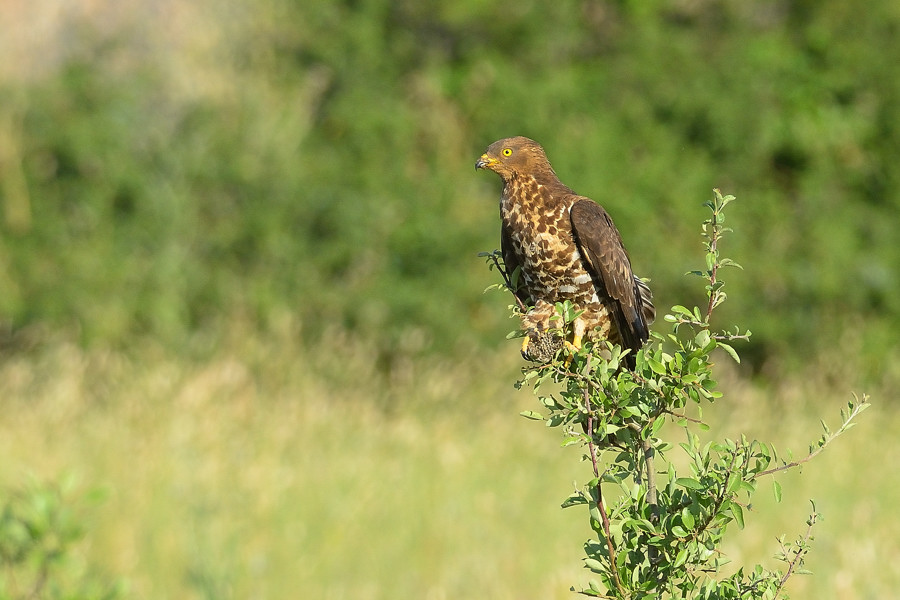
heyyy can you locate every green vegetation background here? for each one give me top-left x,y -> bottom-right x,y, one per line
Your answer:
2,1 -> 900,598
2,0 -> 899,377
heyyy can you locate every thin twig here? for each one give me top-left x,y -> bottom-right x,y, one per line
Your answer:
583,386 -> 625,596
756,449 -> 825,477
488,252 -> 528,313
774,511 -> 818,596
689,451 -> 740,543
712,333 -> 751,342
662,408 -> 707,425
642,427 -> 660,566
670,317 -> 749,342
757,402 -> 866,477
704,223 -> 719,324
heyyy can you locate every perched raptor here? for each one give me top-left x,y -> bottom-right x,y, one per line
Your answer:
476,136 -> 654,366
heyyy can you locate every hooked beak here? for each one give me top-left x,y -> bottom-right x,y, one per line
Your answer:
475,154 -> 498,170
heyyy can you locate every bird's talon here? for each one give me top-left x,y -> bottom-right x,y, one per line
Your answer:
521,334 -> 532,358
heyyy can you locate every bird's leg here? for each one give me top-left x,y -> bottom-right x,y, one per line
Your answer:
571,317 -> 586,351
563,318 -> 586,366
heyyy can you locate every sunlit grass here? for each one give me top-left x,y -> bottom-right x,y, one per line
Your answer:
0,328 -> 586,599
0,328 -> 896,599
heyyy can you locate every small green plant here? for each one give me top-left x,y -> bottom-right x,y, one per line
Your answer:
483,190 -> 869,599
0,476 -> 123,600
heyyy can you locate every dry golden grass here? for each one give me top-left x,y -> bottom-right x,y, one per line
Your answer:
0,325 -> 582,599
0,325 -> 896,599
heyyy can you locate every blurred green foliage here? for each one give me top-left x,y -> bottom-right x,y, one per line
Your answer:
0,478 -> 122,600
1,0 -> 898,373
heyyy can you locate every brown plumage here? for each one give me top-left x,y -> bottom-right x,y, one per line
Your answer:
476,136 -> 654,366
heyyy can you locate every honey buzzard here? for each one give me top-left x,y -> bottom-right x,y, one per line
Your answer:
476,136 -> 654,366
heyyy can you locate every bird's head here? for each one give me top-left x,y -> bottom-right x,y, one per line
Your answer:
475,136 -> 554,181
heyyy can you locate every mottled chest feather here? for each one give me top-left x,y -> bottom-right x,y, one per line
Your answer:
501,176 -> 600,308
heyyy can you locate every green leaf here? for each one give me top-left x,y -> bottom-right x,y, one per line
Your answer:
694,329 -> 711,349
718,258 -> 743,270
648,357 -> 666,375
718,342 -> 740,363
671,525 -> 689,537
672,305 -> 694,317
510,266 -> 522,290
561,492 -> 587,508
731,503 -> 745,529
616,549 -> 628,571
547,414 -> 565,427
773,480 -> 783,503
520,410 -> 544,420
676,477 -> 704,490
539,396 -> 557,408
584,558 -> 606,574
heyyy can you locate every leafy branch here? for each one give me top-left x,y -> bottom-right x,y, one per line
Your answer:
757,396 -> 869,478
479,250 -> 528,313
773,502 -> 819,597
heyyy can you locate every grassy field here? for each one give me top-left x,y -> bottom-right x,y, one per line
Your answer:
1,328 -> 896,599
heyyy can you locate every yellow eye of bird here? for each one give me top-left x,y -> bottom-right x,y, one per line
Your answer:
502,148 -> 512,157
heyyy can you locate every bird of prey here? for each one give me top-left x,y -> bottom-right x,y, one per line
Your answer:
476,136 -> 654,366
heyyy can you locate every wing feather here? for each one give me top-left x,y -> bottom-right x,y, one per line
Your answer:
569,198 -> 650,351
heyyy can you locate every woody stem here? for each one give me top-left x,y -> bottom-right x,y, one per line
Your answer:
583,387 -> 625,596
